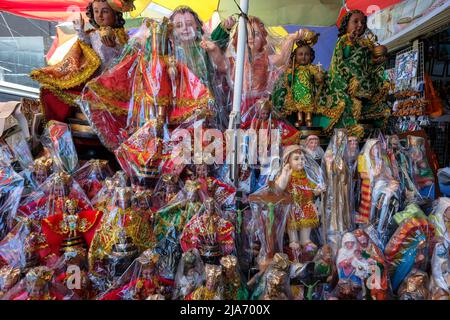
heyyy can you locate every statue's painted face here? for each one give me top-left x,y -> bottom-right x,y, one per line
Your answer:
348,137 -> 359,154
247,22 -> 264,52
306,136 -> 320,151
195,165 -> 208,179
289,151 -> 305,172
93,1 -> 116,28
258,105 -> 271,120
344,240 -> 355,250
346,12 -> 365,37
173,12 -> 199,42
295,46 -> 312,65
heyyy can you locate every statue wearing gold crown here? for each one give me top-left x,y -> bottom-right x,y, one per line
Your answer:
88,187 -> 155,271
187,264 -> 224,300
180,198 -> 235,265
273,30 -> 325,129
2,266 -> 75,300
30,0 -> 134,123
40,198 -> 103,258
80,6 -> 225,152
153,179 -> 204,242
312,10 -> 390,138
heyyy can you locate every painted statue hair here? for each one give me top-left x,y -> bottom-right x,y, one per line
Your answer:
86,0 -> 126,29
338,9 -> 367,37
291,42 -> 316,64
169,5 -> 204,35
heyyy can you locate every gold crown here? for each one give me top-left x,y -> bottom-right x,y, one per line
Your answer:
272,253 -> 291,271
65,198 -> 79,212
220,255 -> 237,270
266,269 -> 287,286
52,172 -> 71,185
205,264 -> 222,281
138,250 -> 160,266
25,267 -> 53,287
162,174 -> 178,185
106,0 -> 135,12
34,158 -> 53,171
296,29 -> 319,48
184,179 -> 201,193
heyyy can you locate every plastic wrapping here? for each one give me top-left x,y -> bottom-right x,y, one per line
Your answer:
180,197 -> 235,265
88,187 -> 154,277
114,120 -> 167,182
0,219 -> 46,271
384,204 -> 434,292
17,172 -> 92,221
80,14 -> 224,152
90,170 -> 129,212
99,249 -> 163,300
398,269 -> 430,300
1,266 -> 78,300
240,99 -> 299,193
220,254 -> 249,300
428,197 -> 450,300
356,138 -> 400,246
0,164 -> 25,240
73,159 -> 113,199
249,253 -> 292,300
322,129 -> 353,253
225,16 -> 303,123
41,121 -> 79,174
0,266 -> 21,298
32,157 -> 53,187
51,247 -> 92,300
275,144 -> 325,262
248,185 -> 290,270
172,248 -> 204,300
153,179 -> 205,243
405,135 -> 435,199
303,135 -> 325,165
387,135 -> 419,205
3,128 -> 33,171
187,263 -> 223,300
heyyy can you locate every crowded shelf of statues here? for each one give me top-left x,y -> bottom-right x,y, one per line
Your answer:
1,1 -> 450,301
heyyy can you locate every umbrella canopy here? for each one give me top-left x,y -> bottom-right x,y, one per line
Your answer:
0,0 -> 404,26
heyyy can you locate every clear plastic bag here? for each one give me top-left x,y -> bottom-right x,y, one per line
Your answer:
41,121 -> 79,174
356,137 -> 401,246
1,266 -> 79,300
0,164 -> 24,240
98,249 -> 163,300
180,197 -> 235,265
384,204 -> 434,292
322,129 -> 353,253
274,144 -> 325,262
88,186 -> 154,279
73,159 -> 113,200
172,248 -> 204,300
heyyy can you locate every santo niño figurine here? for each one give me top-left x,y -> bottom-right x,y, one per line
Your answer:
30,0 -> 133,123
275,145 -> 324,260
313,10 -> 390,138
275,30 -> 325,128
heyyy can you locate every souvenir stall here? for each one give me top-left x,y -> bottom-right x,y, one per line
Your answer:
0,0 -> 449,301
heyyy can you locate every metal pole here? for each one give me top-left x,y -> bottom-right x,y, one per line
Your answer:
229,0 -> 249,188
